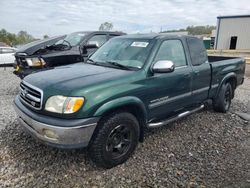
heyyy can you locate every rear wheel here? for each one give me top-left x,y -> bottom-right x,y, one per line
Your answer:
213,82 -> 233,113
89,112 -> 139,168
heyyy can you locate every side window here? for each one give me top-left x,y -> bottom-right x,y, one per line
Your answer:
154,40 -> 187,67
187,37 -> 208,66
87,35 -> 107,47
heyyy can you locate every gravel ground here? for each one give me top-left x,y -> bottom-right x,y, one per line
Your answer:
0,67 -> 250,188
0,68 -> 19,130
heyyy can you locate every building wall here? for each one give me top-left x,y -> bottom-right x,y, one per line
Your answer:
216,17 -> 250,50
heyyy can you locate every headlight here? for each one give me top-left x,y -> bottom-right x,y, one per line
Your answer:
45,96 -> 84,114
26,57 -> 46,67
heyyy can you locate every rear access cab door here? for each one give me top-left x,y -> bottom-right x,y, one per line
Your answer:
186,37 -> 211,103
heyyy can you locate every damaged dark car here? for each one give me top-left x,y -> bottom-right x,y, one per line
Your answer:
13,31 -> 125,78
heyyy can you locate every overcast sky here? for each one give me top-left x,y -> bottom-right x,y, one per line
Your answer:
0,0 -> 250,38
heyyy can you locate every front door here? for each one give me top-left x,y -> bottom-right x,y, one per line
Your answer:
146,39 -> 192,120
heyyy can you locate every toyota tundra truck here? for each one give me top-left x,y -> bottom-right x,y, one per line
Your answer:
14,34 -> 245,168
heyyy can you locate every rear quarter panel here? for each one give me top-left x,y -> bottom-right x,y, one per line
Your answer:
209,57 -> 245,98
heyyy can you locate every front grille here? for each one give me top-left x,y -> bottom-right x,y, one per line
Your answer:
19,81 -> 43,110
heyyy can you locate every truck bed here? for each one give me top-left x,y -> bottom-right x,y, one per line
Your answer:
208,55 -> 245,98
208,55 -> 239,62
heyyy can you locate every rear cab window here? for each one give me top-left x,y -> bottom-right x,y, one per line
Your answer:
186,37 -> 208,66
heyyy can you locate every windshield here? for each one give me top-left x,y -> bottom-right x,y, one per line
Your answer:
89,38 -> 153,69
56,32 -> 86,46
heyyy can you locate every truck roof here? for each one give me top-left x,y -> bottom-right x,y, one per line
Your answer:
77,31 -> 126,35
116,33 -> 191,40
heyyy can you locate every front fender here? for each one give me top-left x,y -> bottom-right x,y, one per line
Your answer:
94,96 -> 147,118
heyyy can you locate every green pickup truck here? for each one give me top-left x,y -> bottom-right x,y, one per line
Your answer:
14,34 -> 245,168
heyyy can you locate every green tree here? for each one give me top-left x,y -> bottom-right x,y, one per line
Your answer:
186,25 -> 216,35
16,31 -> 34,44
43,34 -> 49,39
162,25 -> 216,35
99,22 -> 113,31
0,29 -> 35,46
0,29 -> 11,45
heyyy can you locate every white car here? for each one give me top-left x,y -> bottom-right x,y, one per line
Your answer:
0,47 -> 17,66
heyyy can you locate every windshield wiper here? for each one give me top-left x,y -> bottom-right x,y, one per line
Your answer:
86,58 -> 104,66
105,61 -> 133,70
52,40 -> 72,50
86,59 -> 137,70
86,58 -> 95,64
62,39 -> 72,49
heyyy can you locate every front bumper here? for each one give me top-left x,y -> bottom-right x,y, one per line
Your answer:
14,97 -> 99,149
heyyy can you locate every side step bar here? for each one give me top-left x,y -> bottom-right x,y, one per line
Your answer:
147,104 -> 205,128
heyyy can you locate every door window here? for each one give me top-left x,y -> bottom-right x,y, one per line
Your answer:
154,40 -> 187,67
187,37 -> 208,66
87,35 -> 107,47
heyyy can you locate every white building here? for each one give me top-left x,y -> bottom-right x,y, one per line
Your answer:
215,15 -> 250,50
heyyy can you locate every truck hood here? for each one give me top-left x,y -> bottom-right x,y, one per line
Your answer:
24,63 -> 133,96
16,35 -> 66,56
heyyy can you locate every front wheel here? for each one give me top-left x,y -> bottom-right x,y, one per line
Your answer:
213,82 -> 233,113
88,112 -> 140,168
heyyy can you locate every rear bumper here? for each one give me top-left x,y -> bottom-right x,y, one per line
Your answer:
14,97 -> 99,149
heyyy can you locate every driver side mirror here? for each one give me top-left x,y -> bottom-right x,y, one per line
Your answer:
152,60 -> 175,73
83,43 -> 98,49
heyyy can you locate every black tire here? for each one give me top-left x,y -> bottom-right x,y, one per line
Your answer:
88,112 -> 140,168
213,82 -> 233,113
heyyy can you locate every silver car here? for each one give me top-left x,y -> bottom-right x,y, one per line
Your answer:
0,47 -> 17,66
